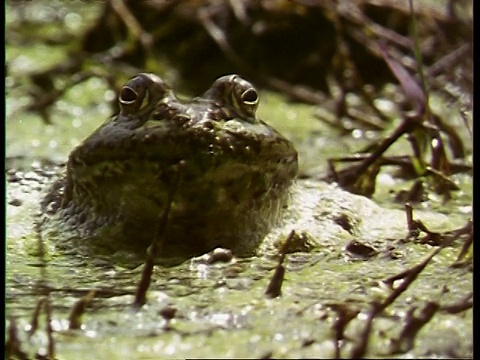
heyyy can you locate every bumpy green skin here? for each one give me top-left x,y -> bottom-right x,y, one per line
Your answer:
40,74 -> 298,257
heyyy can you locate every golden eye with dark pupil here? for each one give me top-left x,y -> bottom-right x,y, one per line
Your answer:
241,89 -> 258,104
119,85 -> 146,115
120,87 -> 138,104
118,73 -> 172,117
235,86 -> 258,120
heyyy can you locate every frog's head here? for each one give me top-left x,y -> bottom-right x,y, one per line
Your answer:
56,73 -> 297,256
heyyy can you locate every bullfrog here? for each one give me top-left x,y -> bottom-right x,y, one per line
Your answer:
39,73 -> 298,257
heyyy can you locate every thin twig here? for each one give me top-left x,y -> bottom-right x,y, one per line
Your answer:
265,230 -> 296,298
132,161 -> 185,309
350,247 -> 441,357
110,0 -> 153,48
68,290 -> 96,330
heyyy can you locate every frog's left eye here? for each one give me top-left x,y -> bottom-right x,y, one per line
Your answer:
234,84 -> 258,120
120,86 -> 142,106
241,88 -> 258,105
203,75 -> 259,121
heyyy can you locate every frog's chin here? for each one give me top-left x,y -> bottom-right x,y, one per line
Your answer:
54,154 -> 293,253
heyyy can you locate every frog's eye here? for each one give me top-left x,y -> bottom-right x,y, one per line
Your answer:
241,88 -> 258,105
202,75 -> 259,121
119,73 -> 170,116
121,87 -> 135,102
233,83 -> 258,120
119,78 -> 148,115
120,86 -> 141,105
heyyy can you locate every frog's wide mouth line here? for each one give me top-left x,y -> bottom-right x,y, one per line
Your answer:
67,157 -> 292,202
69,119 -> 294,166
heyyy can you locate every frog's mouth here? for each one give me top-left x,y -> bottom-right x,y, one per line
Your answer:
67,147 -> 294,209
67,113 -> 297,180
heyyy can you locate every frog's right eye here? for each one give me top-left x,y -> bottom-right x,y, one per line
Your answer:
119,73 -> 171,116
119,77 -> 148,115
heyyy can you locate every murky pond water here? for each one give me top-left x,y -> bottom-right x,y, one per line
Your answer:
6,2 -> 472,359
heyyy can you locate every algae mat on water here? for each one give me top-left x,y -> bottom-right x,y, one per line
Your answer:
6,172 -> 473,358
